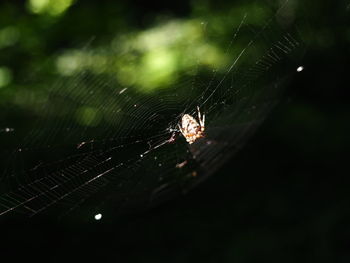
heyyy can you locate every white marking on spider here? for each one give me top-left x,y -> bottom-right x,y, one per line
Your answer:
178,106 -> 205,144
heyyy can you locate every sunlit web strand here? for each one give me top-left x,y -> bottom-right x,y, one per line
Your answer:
196,0 -> 297,114
183,13 -> 248,115
0,0 -> 303,219
0,127 -> 175,217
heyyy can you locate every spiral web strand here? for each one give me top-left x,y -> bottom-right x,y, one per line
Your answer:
0,1 -> 303,220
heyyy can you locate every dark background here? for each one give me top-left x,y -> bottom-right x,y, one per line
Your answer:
1,0 -> 349,261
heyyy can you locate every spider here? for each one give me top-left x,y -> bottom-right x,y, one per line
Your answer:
178,106 -> 205,144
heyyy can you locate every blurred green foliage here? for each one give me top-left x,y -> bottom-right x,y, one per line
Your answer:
1,0 -> 298,129
27,0 -> 75,16
0,1 -> 301,95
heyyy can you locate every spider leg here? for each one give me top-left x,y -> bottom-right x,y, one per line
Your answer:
197,106 -> 201,122
178,124 -> 184,135
201,113 -> 205,130
197,106 -> 205,128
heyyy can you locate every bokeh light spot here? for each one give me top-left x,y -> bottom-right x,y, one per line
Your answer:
94,213 -> 102,220
0,67 -> 12,88
139,49 -> 177,90
0,26 -> 20,49
27,0 -> 75,16
75,106 -> 101,127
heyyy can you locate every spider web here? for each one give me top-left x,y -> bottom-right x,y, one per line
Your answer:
0,0 -> 304,221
